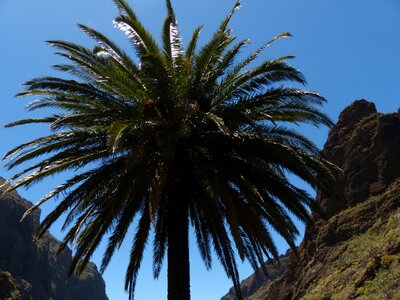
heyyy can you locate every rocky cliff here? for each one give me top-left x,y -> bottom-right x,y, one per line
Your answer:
0,178 -> 109,300
221,100 -> 400,299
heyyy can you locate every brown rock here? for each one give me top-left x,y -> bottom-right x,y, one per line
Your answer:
221,100 -> 400,300
317,99 -> 400,218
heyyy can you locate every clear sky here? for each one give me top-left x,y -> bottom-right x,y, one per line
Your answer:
1,0 -> 400,299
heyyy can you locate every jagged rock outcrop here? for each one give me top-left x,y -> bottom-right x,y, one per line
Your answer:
0,178 -> 109,300
221,100 -> 400,299
317,100 -> 400,217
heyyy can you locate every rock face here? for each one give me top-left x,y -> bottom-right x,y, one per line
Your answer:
221,100 -> 400,299
0,178 -> 109,300
317,100 -> 400,217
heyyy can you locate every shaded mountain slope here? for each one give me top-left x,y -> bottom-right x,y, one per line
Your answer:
221,100 -> 400,300
0,178 -> 108,300
221,251 -> 291,300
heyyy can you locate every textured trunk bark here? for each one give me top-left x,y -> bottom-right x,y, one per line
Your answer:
167,195 -> 190,300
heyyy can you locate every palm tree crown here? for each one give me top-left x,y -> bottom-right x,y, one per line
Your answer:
3,0 -> 336,299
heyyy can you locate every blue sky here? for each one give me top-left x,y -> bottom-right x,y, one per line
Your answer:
1,0 -> 400,299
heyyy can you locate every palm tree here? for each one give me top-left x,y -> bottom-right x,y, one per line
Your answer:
2,0 -> 337,299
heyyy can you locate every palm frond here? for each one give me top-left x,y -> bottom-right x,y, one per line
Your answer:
3,1 -> 337,300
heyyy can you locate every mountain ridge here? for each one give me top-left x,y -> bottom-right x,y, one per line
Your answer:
221,99 -> 400,300
0,177 -> 109,300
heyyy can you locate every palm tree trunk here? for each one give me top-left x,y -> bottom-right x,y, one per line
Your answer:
167,195 -> 190,300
